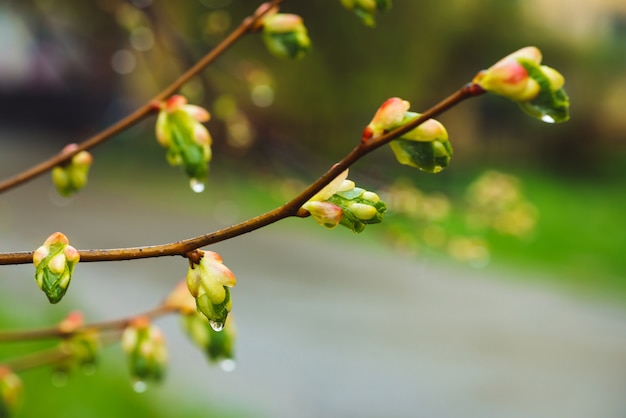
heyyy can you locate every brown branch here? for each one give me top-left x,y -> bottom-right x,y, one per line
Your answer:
0,83 -> 485,266
0,305 -> 174,343
0,0 -> 285,194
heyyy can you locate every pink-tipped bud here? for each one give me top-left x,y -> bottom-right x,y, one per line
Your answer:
0,366 -> 23,416
362,97 -> 411,142
186,251 -> 237,329
155,95 -> 213,188
301,201 -> 344,229
33,232 -> 80,304
122,318 -> 168,385
473,46 -> 542,102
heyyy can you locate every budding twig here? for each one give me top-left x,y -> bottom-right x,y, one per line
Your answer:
0,83 -> 484,266
0,305 -> 174,343
0,0 -> 285,194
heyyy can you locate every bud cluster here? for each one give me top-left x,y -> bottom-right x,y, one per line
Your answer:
57,312 -> 101,374
363,97 -> 452,173
51,144 -> 93,197
339,0 -> 392,27
155,95 -> 212,191
472,46 -> 569,123
121,317 -> 168,385
32,232 -> 80,304
302,169 -> 386,233
186,251 -> 237,330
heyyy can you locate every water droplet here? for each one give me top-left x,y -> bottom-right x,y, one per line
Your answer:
209,320 -> 224,332
219,359 -> 236,372
540,114 -> 556,123
51,371 -> 68,387
190,178 -> 205,193
133,380 -> 148,393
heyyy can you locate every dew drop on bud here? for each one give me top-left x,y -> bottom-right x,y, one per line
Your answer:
133,380 -> 148,393
209,320 -> 224,332
540,114 -> 556,123
190,178 -> 205,193
220,359 -> 237,372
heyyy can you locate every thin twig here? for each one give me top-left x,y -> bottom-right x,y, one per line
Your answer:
0,83 -> 485,266
0,305 -> 174,343
0,0 -> 285,194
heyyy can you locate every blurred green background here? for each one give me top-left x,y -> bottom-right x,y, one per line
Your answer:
1,0 -> 626,417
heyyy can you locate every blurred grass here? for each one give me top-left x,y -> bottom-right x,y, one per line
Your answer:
485,167 -> 626,298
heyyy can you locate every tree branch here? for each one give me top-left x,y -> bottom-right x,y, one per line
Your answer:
0,83 -> 484,266
0,305 -> 174,343
0,0 -> 285,194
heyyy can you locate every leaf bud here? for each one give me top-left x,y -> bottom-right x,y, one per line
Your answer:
186,251 -> 237,330
0,367 -> 22,418
121,317 -> 168,385
52,144 -> 93,197
472,46 -> 569,123
182,312 -> 236,365
302,169 -> 386,233
33,232 -> 80,304
340,0 -> 392,27
155,95 -> 212,191
261,14 -> 311,59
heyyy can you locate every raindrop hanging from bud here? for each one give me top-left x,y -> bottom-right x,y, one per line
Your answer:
190,178 -> 205,193
540,114 -> 556,123
219,359 -> 237,372
133,380 -> 148,393
209,320 -> 224,332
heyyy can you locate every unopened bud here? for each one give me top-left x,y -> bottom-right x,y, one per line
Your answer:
303,169 -> 386,233
340,0 -> 392,27
121,317 -> 167,384
52,144 -> 93,197
182,312 -> 236,364
0,367 -> 22,417
389,113 -> 452,173
155,95 -> 212,190
301,201 -> 344,228
473,46 -> 569,123
163,280 -> 197,315
262,14 -> 311,59
362,97 -> 410,142
186,251 -> 237,329
33,232 -> 80,304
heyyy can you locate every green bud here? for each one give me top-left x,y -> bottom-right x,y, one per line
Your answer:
182,312 -> 236,365
55,311 -> 100,373
340,0 -> 392,27
0,367 -> 22,418
52,144 -> 93,197
329,185 -> 386,233
517,60 -> 569,123
186,251 -> 237,330
301,201 -> 344,228
262,14 -> 311,59
302,169 -> 386,233
121,318 -> 168,385
472,46 -> 569,123
33,232 -> 80,304
389,115 -> 453,173
155,95 -> 212,191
